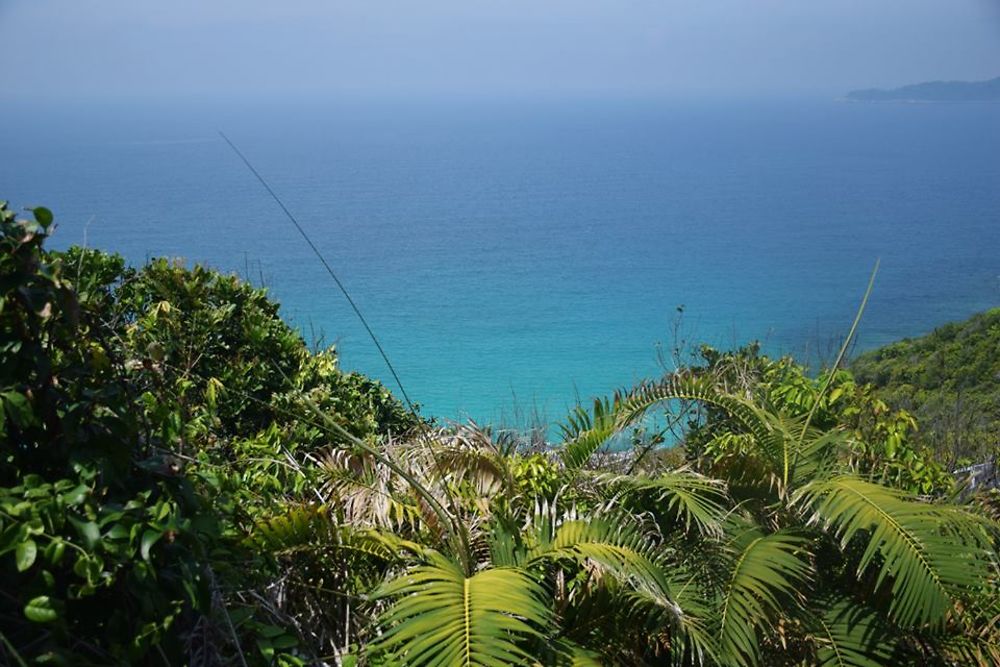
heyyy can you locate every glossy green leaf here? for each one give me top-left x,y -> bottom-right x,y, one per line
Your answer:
140,529 -> 161,561
2,391 -> 34,428
68,517 -> 100,549
32,206 -> 53,227
15,539 -> 37,572
24,595 -> 59,623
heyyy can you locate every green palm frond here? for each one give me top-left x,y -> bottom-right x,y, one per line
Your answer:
371,551 -> 552,666
529,518 -> 671,599
618,376 -> 824,494
251,504 -> 330,552
521,512 -> 710,656
797,475 -> 993,628
935,636 -> 1000,667
627,566 -> 719,666
517,504 -> 666,594
520,508 -> 718,663
811,598 -> 895,667
790,426 -> 851,487
602,469 -> 730,536
551,639 -> 604,666
644,378 -> 849,494
559,395 -> 620,472
617,376 -> 773,444
755,411 -> 801,491
716,527 -> 813,667
714,406 -> 835,496
250,505 -> 406,561
558,376 -> 775,474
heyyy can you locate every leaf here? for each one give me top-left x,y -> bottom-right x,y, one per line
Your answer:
717,528 -> 812,667
558,396 -> 619,472
140,529 -> 161,561
528,517 -> 672,604
32,207 -> 53,228
798,475 -> 993,628
520,510 -> 716,662
605,469 -> 730,536
44,539 -> 66,566
251,505 -> 405,561
68,516 -> 100,549
2,391 -> 35,428
59,484 -> 89,506
24,595 -> 59,623
16,539 -> 37,572
812,598 -> 895,667
73,553 -> 104,585
552,639 -> 604,666
556,376 -> 790,483
371,552 -> 552,666
618,376 -> 773,446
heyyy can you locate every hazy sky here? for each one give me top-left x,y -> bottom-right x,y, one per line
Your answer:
3,0 -> 999,100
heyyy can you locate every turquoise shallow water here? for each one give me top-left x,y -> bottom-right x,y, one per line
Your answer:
2,97 -> 998,426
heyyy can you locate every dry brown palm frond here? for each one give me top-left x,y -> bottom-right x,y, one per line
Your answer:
316,443 -> 425,529
316,425 -> 510,533
422,421 -> 513,498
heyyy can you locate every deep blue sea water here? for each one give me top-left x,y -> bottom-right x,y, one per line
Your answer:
2,97 -> 998,427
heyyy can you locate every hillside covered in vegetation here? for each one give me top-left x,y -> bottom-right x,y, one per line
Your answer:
852,308 -> 1000,467
2,202 -> 999,666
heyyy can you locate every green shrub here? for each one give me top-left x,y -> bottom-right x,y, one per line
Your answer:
852,309 -> 1000,466
0,202 -> 417,665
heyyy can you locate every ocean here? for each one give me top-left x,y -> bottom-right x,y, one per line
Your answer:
2,97 -> 998,427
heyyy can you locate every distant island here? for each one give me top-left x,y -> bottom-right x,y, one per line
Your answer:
846,75 -> 1000,102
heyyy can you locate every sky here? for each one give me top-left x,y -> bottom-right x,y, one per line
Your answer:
2,0 -> 999,100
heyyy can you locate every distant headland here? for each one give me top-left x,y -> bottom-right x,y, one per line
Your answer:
846,76 -> 1000,102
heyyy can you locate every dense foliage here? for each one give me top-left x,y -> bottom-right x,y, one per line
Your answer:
2,201 -> 998,666
852,309 -> 1000,467
0,202 -> 417,665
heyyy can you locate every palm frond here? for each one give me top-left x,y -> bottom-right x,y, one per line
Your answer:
797,475 -> 993,628
427,424 -> 511,497
617,376 -> 772,444
559,395 -> 620,472
317,446 -> 423,528
558,376 -> 775,475
519,503 -> 663,591
251,504 -> 331,553
530,518 -> 671,599
810,598 -> 895,667
370,551 -> 552,666
250,505 -> 406,561
627,566 -> 719,666
716,527 -> 813,667
790,426 -> 851,487
618,376 -> 835,495
933,591 -> 1000,667
601,469 -> 730,536
551,639 -> 604,666
522,508 -> 718,664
